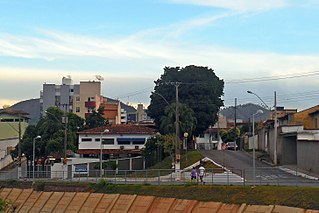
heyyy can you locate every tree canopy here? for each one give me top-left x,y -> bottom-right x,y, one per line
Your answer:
16,107 -> 85,161
148,65 -> 224,136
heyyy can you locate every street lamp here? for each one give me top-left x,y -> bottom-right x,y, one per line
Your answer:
33,135 -> 41,181
100,128 -> 109,177
247,90 -> 278,165
252,110 -> 263,185
183,132 -> 189,166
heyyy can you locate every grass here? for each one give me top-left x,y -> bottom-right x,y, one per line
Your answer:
90,184 -> 319,210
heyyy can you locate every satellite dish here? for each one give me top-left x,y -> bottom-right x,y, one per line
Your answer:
95,75 -> 104,81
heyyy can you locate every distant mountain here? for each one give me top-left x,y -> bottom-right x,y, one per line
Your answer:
1,98 -> 41,125
220,103 -> 270,122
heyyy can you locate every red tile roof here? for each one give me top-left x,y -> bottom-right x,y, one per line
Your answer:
78,124 -> 156,135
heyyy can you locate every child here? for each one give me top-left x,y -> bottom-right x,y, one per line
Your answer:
191,167 -> 197,181
199,165 -> 205,183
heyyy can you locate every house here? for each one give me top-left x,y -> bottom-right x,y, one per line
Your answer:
195,114 -> 227,150
77,124 -> 156,159
257,105 -> 319,174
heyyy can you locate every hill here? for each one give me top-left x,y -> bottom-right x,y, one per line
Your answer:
220,103 -> 271,122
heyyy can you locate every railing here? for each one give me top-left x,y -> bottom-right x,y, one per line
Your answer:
1,167 -> 319,186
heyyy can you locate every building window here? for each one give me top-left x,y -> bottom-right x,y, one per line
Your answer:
132,138 -> 145,145
76,107 -> 80,112
117,139 -> 131,145
76,96 -> 80,101
70,89 -> 74,92
102,139 -> 114,145
81,138 -> 92,142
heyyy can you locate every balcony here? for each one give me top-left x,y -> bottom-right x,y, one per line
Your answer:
85,112 -> 92,119
85,101 -> 96,109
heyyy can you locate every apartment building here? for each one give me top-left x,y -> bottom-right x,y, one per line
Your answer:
40,76 -> 103,119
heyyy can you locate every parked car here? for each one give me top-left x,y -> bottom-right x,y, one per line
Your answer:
226,142 -> 238,150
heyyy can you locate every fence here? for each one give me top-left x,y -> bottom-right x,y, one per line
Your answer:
1,167 -> 319,186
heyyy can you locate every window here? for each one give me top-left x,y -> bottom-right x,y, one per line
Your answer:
76,96 -> 80,101
76,107 -> 80,112
132,138 -> 145,145
117,139 -> 131,145
70,89 -> 74,92
102,139 -> 114,145
81,138 -> 92,142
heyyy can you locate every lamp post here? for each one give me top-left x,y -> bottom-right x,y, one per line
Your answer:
33,135 -> 41,181
183,132 -> 189,166
247,91 -> 277,165
252,110 -> 263,185
100,128 -> 109,178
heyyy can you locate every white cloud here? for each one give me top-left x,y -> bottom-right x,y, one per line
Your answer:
170,0 -> 288,12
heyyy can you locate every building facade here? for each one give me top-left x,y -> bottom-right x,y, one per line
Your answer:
77,124 -> 155,159
40,76 -> 103,119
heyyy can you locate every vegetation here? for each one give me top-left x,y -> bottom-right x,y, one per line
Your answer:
0,198 -> 9,212
85,106 -> 109,129
148,65 -> 224,137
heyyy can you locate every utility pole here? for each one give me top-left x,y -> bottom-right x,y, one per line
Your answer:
174,82 -> 181,180
234,98 -> 237,151
18,113 -> 21,178
273,91 -> 277,165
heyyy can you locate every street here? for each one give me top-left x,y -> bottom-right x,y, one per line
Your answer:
200,149 -> 319,186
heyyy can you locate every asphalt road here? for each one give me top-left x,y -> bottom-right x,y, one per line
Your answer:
200,149 -> 319,186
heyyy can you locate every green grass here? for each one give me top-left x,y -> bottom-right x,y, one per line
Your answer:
91,184 -> 319,210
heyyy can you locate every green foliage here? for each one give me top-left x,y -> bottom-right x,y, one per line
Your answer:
220,127 -> 240,142
0,198 -> 9,212
148,65 -> 224,136
17,106 -> 85,161
159,103 -> 196,137
143,135 -> 167,167
85,106 -> 109,129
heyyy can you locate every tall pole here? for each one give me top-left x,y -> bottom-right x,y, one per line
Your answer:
234,98 -> 237,151
33,137 -> 35,181
18,113 -> 22,178
273,91 -> 277,165
252,112 -> 255,185
100,129 -> 109,177
175,83 -> 180,180
33,136 -> 41,182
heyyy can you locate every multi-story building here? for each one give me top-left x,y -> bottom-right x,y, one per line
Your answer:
40,76 -> 103,119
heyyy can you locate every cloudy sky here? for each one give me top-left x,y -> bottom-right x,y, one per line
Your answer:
1,0 -> 319,110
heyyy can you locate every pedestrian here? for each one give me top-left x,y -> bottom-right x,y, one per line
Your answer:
199,164 -> 205,183
190,167 -> 197,181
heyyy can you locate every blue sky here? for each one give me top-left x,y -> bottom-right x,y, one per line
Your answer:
1,0 -> 319,111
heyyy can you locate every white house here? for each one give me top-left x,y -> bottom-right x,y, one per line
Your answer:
77,124 -> 155,158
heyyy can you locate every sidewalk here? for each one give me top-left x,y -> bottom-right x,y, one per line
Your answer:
245,150 -> 319,180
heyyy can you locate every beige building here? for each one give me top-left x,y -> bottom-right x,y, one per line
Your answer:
73,81 -> 102,119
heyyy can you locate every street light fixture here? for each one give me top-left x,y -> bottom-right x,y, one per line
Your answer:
247,90 -> 278,165
183,132 -> 189,166
100,128 -> 109,178
33,135 -> 41,181
252,109 -> 263,185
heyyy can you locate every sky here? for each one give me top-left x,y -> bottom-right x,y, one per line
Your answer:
1,0 -> 319,111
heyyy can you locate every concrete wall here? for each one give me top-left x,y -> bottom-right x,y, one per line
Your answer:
297,140 -> 319,174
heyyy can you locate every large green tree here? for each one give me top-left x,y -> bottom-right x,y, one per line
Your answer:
85,106 -> 109,129
148,65 -> 224,136
160,103 -> 196,137
17,107 -> 85,161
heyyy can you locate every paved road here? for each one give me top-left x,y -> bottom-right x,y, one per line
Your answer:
200,150 -> 319,186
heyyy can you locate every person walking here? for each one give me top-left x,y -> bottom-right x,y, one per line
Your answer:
190,167 -> 197,181
199,165 -> 205,183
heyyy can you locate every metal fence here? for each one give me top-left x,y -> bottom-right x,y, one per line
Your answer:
1,167 -> 319,186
